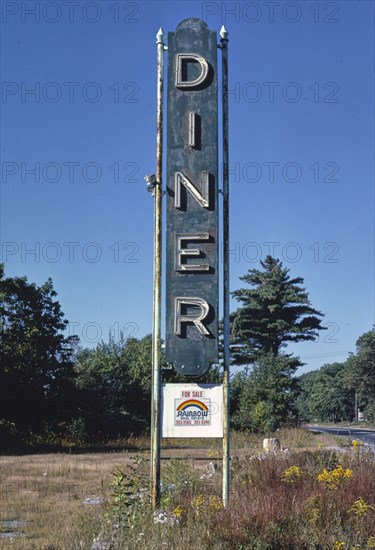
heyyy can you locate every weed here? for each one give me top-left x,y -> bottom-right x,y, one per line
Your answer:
1,429 -> 374,549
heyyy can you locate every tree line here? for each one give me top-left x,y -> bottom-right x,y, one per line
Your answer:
1,258 -> 374,449
297,328 -> 375,423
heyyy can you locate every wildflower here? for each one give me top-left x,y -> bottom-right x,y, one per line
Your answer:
153,509 -> 179,525
309,507 -> 321,524
317,465 -> 353,490
332,542 -> 345,550
209,495 -> 223,511
348,497 -> 375,517
351,439 -> 363,449
208,447 -> 220,458
191,494 -> 206,516
303,496 -> 321,525
153,509 -> 169,524
317,469 -> 328,481
191,493 -> 223,516
281,465 -> 303,483
173,505 -> 184,519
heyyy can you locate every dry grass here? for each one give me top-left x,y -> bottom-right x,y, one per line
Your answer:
1,429 -> 372,549
206,447 -> 375,549
0,452 -> 129,548
0,445 -> 217,548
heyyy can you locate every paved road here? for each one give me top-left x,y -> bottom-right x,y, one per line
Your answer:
307,425 -> 375,448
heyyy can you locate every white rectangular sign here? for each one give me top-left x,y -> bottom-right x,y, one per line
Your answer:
161,383 -> 223,438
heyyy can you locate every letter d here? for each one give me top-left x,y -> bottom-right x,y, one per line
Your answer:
176,54 -> 210,89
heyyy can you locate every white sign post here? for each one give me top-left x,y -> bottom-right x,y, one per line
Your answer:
161,383 -> 223,438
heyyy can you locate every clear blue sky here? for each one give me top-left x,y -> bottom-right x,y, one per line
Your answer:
1,0 -> 374,374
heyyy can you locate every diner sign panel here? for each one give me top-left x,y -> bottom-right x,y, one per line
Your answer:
165,18 -> 219,376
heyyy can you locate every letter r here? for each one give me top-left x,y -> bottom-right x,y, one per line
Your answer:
174,296 -> 211,336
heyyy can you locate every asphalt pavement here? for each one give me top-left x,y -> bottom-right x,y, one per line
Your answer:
306,425 -> 375,448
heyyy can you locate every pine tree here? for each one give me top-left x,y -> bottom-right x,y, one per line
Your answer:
231,256 -> 325,364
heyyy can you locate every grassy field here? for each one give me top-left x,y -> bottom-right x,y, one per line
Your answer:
1,429 -> 374,549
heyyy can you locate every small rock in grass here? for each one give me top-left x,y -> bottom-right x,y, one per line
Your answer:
263,438 -> 281,452
91,543 -> 110,550
83,497 -> 106,505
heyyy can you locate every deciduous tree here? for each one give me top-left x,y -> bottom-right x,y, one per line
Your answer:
231,353 -> 300,432
0,265 -> 78,434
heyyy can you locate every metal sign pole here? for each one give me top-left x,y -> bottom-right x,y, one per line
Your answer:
220,25 -> 230,508
150,27 -> 165,510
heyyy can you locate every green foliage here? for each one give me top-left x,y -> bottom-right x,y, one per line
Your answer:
297,328 -> 375,423
162,458 -> 200,497
231,256 -> 325,364
0,265 -> 79,436
0,419 -> 19,447
3,254 -> 371,450
123,335 -> 153,392
108,444 -> 375,550
74,331 -> 222,440
64,416 -> 88,444
297,362 -> 354,423
74,335 -> 154,437
344,327 -> 375,420
231,353 -> 300,432
109,459 -> 149,527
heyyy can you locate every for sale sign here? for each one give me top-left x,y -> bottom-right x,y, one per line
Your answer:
161,383 -> 223,438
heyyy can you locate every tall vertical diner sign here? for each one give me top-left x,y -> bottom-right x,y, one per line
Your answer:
165,19 -> 219,376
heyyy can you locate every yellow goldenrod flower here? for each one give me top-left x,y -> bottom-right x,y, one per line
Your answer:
207,447 -> 220,458
191,494 -> 206,516
281,465 -> 303,483
348,497 -> 375,517
209,495 -> 223,511
317,465 -> 353,489
173,505 -> 184,518
191,494 -> 223,515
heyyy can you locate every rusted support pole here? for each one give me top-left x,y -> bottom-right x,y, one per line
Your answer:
220,24 -> 230,509
150,26 -> 164,510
